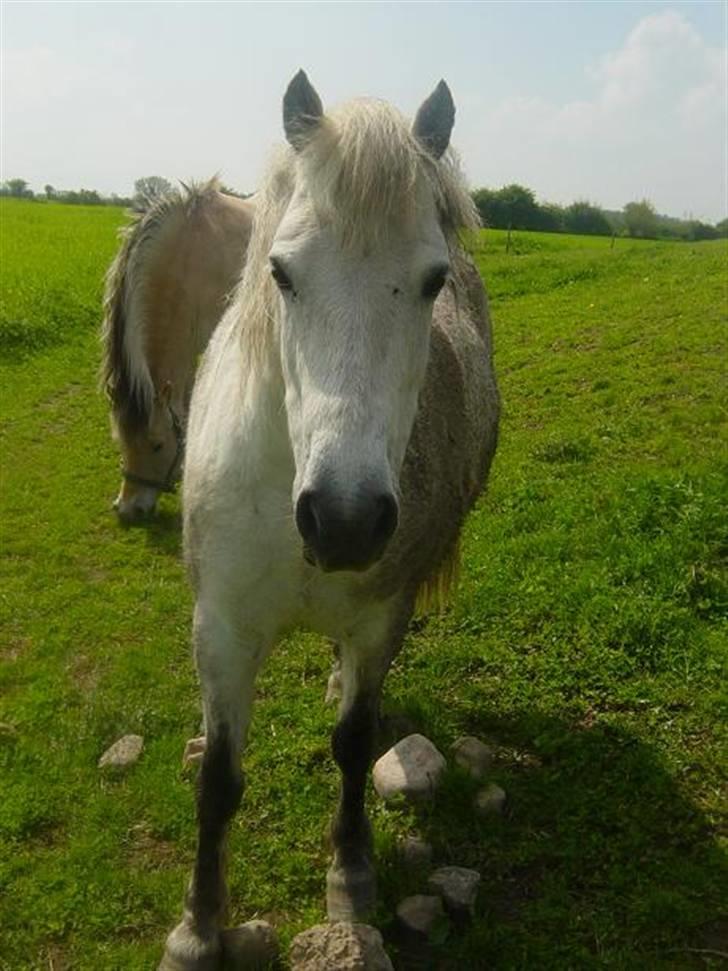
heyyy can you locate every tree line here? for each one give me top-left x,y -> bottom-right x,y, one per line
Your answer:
2,175 -> 726,241
472,184 -> 727,241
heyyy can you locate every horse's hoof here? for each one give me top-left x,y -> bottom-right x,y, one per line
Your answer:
220,920 -> 279,969
158,921 -> 222,971
326,861 -> 376,921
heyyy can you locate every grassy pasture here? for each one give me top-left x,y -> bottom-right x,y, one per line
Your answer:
0,198 -> 726,969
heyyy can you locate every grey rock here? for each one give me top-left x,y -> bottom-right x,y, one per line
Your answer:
398,835 -> 433,870
475,783 -> 507,816
396,895 -> 445,936
427,865 -> 481,916
221,920 -> 278,969
290,922 -> 393,971
452,736 -> 494,780
98,734 -> 143,770
182,735 -> 206,768
325,667 -> 342,704
372,734 -> 446,801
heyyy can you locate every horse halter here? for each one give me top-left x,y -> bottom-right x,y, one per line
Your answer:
122,402 -> 184,494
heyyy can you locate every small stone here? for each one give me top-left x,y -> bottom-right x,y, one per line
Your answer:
475,783 -> 506,816
325,667 -> 342,704
452,736 -> 494,780
397,836 -> 433,870
290,922 -> 393,971
182,735 -> 206,768
372,734 -> 446,801
427,866 -> 481,917
396,895 -> 444,937
221,920 -> 278,969
98,734 -> 143,770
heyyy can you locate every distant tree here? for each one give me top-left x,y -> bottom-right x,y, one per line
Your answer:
498,184 -> 541,230
76,189 -> 102,205
534,202 -> 565,233
472,184 -> 544,231
603,209 -> 626,235
686,221 -> 719,241
472,187 -> 499,227
563,200 -> 611,236
5,178 -> 32,198
110,192 -> 135,208
44,184 -> 55,200
133,175 -> 173,210
624,199 -> 658,239
714,217 -> 728,238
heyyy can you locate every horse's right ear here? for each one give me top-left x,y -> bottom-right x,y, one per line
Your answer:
413,80 -> 455,159
283,70 -> 324,150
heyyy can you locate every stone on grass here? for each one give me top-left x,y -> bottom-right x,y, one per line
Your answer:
372,734 -> 446,801
452,736 -> 494,780
221,920 -> 278,969
396,895 -> 445,937
427,865 -> 481,917
290,922 -> 392,971
325,667 -> 342,704
98,734 -> 143,770
397,835 -> 433,870
475,783 -> 506,816
182,735 -> 206,768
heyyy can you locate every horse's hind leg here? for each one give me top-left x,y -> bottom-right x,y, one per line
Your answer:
326,603 -> 409,921
160,605 -> 269,971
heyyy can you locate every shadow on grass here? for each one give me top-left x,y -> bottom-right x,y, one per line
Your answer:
375,705 -> 726,969
143,508 -> 183,558
117,506 -> 183,557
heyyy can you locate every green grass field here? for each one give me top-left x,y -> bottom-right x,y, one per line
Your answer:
1,198 -> 726,970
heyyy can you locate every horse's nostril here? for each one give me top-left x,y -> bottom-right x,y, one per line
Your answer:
372,493 -> 398,546
295,489 -> 321,547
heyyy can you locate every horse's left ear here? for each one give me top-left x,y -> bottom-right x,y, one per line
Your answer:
413,80 -> 455,159
283,69 -> 324,150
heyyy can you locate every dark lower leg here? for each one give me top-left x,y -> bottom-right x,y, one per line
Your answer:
331,692 -> 377,868
187,725 -> 244,937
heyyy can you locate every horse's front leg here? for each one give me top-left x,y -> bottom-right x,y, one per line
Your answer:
160,605 -> 268,971
326,609 -> 408,921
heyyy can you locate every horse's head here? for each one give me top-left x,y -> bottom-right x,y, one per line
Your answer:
112,382 -> 183,523
271,72 -> 465,573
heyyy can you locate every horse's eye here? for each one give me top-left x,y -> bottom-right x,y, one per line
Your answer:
422,265 -> 449,300
270,258 -> 293,292
151,442 -> 163,454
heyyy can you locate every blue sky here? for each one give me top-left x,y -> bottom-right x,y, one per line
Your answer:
2,1 -> 726,220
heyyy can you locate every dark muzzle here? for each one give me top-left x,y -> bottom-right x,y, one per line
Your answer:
295,485 -> 398,572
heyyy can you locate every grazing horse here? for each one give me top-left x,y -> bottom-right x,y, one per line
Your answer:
160,72 -> 499,969
101,179 -> 255,522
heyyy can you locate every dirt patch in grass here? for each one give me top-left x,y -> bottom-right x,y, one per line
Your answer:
126,822 -> 183,871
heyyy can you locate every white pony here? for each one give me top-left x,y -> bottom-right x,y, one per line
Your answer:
160,72 -> 499,970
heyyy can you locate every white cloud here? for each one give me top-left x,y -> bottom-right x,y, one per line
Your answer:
465,10 -> 727,220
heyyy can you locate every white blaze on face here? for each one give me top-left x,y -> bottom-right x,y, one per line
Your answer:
270,182 -> 450,514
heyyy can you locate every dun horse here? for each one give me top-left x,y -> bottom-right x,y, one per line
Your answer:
101,180 -> 255,522
160,73 -> 499,969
